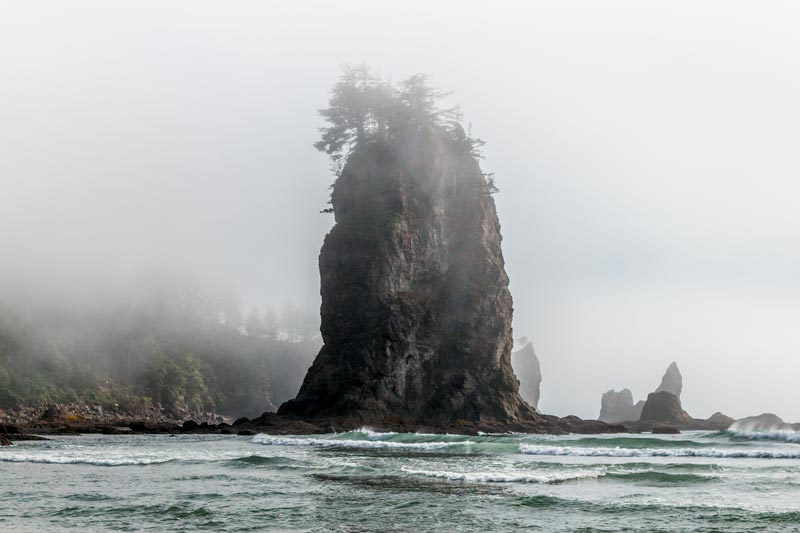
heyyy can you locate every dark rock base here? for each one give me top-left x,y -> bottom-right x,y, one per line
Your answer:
2,412 -> 628,438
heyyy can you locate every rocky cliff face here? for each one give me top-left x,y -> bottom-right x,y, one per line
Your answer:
655,362 -> 682,398
510,342 -> 541,410
279,129 -> 535,425
599,389 -> 644,423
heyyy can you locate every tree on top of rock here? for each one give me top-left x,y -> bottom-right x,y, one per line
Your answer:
314,65 -> 487,181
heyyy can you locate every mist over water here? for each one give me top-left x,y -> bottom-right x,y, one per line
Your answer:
2,1 -> 800,420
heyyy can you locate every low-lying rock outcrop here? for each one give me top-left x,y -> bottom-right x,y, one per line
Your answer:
730,413 -> 800,433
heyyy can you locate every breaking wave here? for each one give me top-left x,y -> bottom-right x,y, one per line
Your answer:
400,466 -> 605,484
0,454 -> 176,466
518,443 -> 800,459
726,428 -> 800,444
251,433 -> 477,451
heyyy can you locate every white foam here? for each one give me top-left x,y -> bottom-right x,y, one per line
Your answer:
0,446 -> 248,466
251,434 -> 475,450
350,428 -> 398,440
729,428 -> 800,444
0,453 -> 174,466
401,466 -> 604,483
518,444 -> 800,459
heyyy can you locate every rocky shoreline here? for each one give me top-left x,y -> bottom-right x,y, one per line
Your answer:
0,407 -> 632,444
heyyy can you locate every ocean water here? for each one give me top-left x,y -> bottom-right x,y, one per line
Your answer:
1,429 -> 799,532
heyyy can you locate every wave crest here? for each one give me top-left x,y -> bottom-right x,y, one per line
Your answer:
518,444 -> 800,459
251,434 -> 476,450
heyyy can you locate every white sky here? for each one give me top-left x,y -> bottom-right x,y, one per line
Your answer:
1,1 -> 799,421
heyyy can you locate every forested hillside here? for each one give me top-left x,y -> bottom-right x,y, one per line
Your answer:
0,274 -> 318,420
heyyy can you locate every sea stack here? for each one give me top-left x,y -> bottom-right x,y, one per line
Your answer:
639,362 -> 691,425
511,341 -> 542,410
279,125 -> 534,425
598,389 -> 644,424
654,361 -> 682,397
639,391 -> 692,426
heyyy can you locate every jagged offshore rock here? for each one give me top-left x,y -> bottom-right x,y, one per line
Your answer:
639,391 -> 693,425
597,362 -> 682,425
612,361 -> 733,431
279,128 -> 536,425
654,361 -> 683,398
510,342 -> 541,409
638,363 -> 692,427
598,389 -> 644,424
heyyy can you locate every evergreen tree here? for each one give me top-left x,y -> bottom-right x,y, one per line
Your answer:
314,65 -> 495,197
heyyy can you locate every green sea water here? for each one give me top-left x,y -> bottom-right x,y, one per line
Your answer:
1,429 -> 799,531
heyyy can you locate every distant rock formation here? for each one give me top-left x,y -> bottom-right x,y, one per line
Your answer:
607,362 -> 733,432
654,362 -> 682,398
637,362 -> 692,426
598,389 -> 645,424
730,413 -> 800,433
706,412 -> 736,427
634,392 -> 732,431
639,391 -> 692,425
510,342 -> 541,409
279,127 -> 536,425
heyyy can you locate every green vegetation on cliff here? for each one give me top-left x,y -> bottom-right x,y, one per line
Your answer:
315,65 -> 496,213
0,276 -> 318,418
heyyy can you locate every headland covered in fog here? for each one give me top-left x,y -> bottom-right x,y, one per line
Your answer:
2,67 -> 798,438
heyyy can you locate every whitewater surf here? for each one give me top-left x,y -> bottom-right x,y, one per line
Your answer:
2,429 -> 799,531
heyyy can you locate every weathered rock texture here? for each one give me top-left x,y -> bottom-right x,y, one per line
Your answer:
279,129 -> 536,425
598,389 -> 645,424
655,361 -> 683,398
510,342 -> 541,409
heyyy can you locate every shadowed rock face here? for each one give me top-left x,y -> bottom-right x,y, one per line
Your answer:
639,391 -> 692,425
599,389 -> 645,424
655,362 -> 682,398
279,129 -> 535,425
511,342 -> 541,410
638,362 -> 688,425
